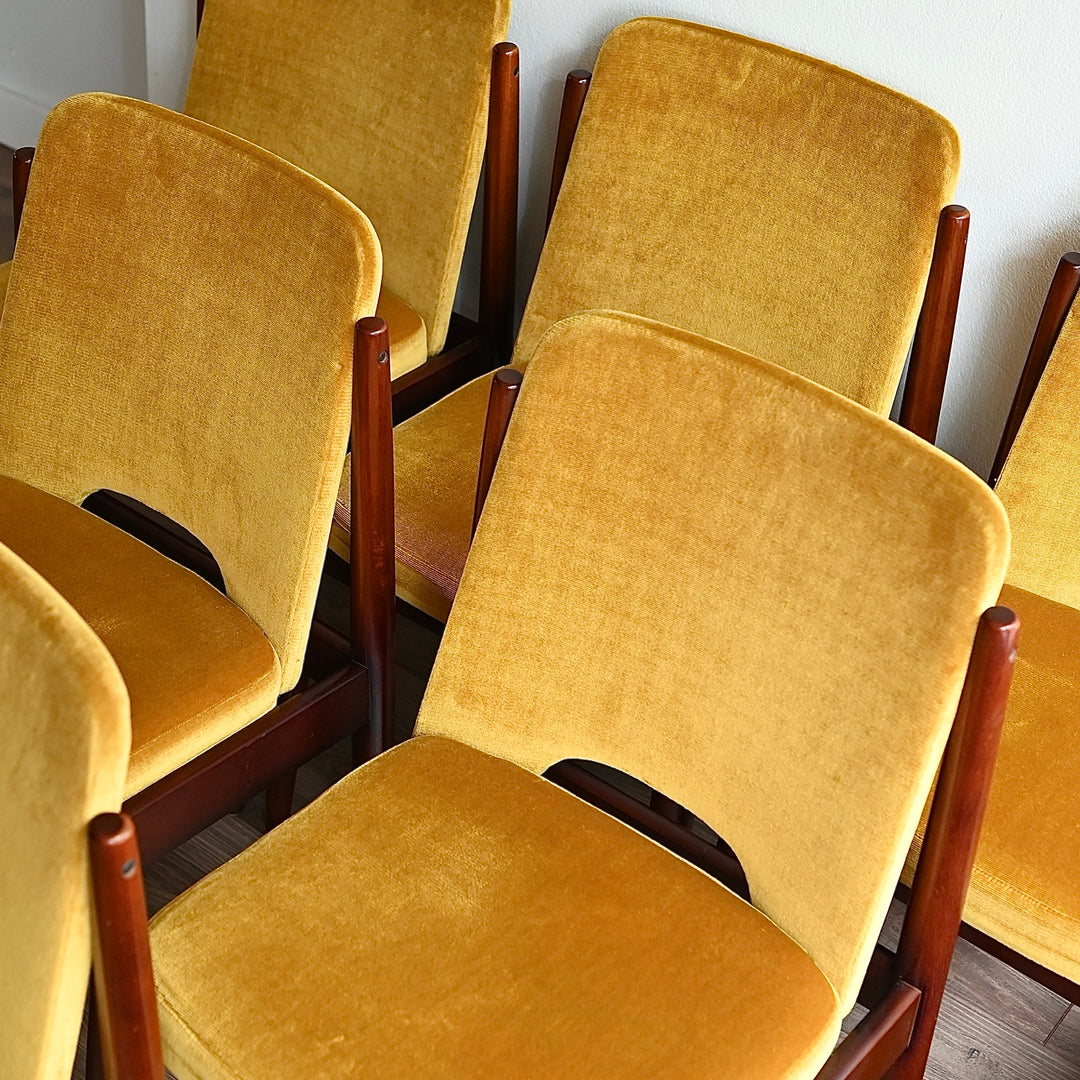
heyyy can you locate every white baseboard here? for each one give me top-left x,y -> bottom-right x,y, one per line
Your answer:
0,83 -> 51,150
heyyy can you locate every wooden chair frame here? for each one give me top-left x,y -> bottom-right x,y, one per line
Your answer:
470,371 -> 1019,1079
0,303 -> 395,867
934,249 -> 1080,1007
81,543 -> 1019,1080
78,361 -> 1018,1078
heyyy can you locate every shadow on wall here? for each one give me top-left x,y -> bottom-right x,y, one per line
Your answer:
939,200 -> 1080,479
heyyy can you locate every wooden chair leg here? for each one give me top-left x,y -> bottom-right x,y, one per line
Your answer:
898,204 -> 969,444
473,367 -> 523,535
351,317 -> 395,760
479,42 -> 520,365
884,605 -> 1018,1080
88,812 -> 164,1080
989,251 -> 1080,487
12,145 -> 34,238
264,771 -> 296,829
547,71 -> 592,230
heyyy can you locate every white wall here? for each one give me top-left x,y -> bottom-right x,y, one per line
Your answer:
2,0 -> 1077,475
502,0 -> 1080,476
0,0 -> 150,145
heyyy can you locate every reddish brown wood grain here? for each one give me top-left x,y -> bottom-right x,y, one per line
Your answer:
12,146 -> 34,237
989,251 -> 1080,488
816,981 -> 921,1080
546,70 -> 591,230
886,605 -> 1019,1079
473,367 -> 523,535
88,813 -> 164,1080
351,317 -> 396,758
479,42 -> 520,366
898,205 -> 969,444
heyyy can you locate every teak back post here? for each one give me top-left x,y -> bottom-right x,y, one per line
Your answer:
989,251 -> 1080,488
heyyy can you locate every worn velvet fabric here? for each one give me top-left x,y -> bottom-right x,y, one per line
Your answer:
909,302 -> 1080,984
151,736 -> 840,1080
187,0 -> 510,358
150,313 -> 1005,1075
0,94 -> 381,689
0,542 -> 129,1080
906,584 -> 1080,985
417,312 -> 1008,1011
347,15 -> 961,619
995,303 -> 1080,610
375,288 -> 428,380
0,475 -> 280,797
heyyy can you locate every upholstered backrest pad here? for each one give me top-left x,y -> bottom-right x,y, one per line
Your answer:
418,311 -> 1008,1010
515,18 -> 960,414
0,94 -> 381,687
996,302 -> 1080,607
187,0 -> 510,355
0,542 -> 129,1080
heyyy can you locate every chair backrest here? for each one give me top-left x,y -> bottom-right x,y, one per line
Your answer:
186,0 -> 511,355
417,310 -> 1008,1011
0,93 -> 381,689
0,541 -> 130,1080
995,300 -> 1080,607
514,18 -> 959,414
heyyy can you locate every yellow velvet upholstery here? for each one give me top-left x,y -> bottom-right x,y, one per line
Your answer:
907,584 -> 1080,985
375,288 -> 428,380
0,475 -> 280,798
350,16 -> 961,620
994,303 -> 1080,610
186,0 -> 510,357
418,312 -> 1008,1011
0,93 -> 381,690
150,311 -> 1005,1077
0,258 -> 9,309
908,300 -> 1080,984
0,542 -> 130,1080
151,736 -> 841,1080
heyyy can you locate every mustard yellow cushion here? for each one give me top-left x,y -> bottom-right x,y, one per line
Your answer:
0,542 -> 129,1080
416,312 -> 1009,1011
151,735 -> 842,1080
0,258 -> 9,311
907,583 -> 1080,983
0,474 -> 281,798
376,287 -> 428,380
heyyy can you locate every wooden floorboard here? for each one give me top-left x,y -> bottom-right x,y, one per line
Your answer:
1,144 -> 1074,1077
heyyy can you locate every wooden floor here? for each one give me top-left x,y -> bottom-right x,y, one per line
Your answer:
1,146 -> 1077,1078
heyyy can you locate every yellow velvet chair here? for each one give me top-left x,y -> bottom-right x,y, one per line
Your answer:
145,312 -> 1015,1080
330,16 -> 970,624
7,0 -> 517,408
0,92 -> 392,862
0,538 -> 163,1080
906,252 -> 1080,1003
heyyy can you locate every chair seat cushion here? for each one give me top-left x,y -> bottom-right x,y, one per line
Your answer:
0,475 -> 281,797
0,257 -> 10,308
331,371 -> 494,621
907,582 -> 1080,983
150,734 -> 841,1080
377,287 -> 428,380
